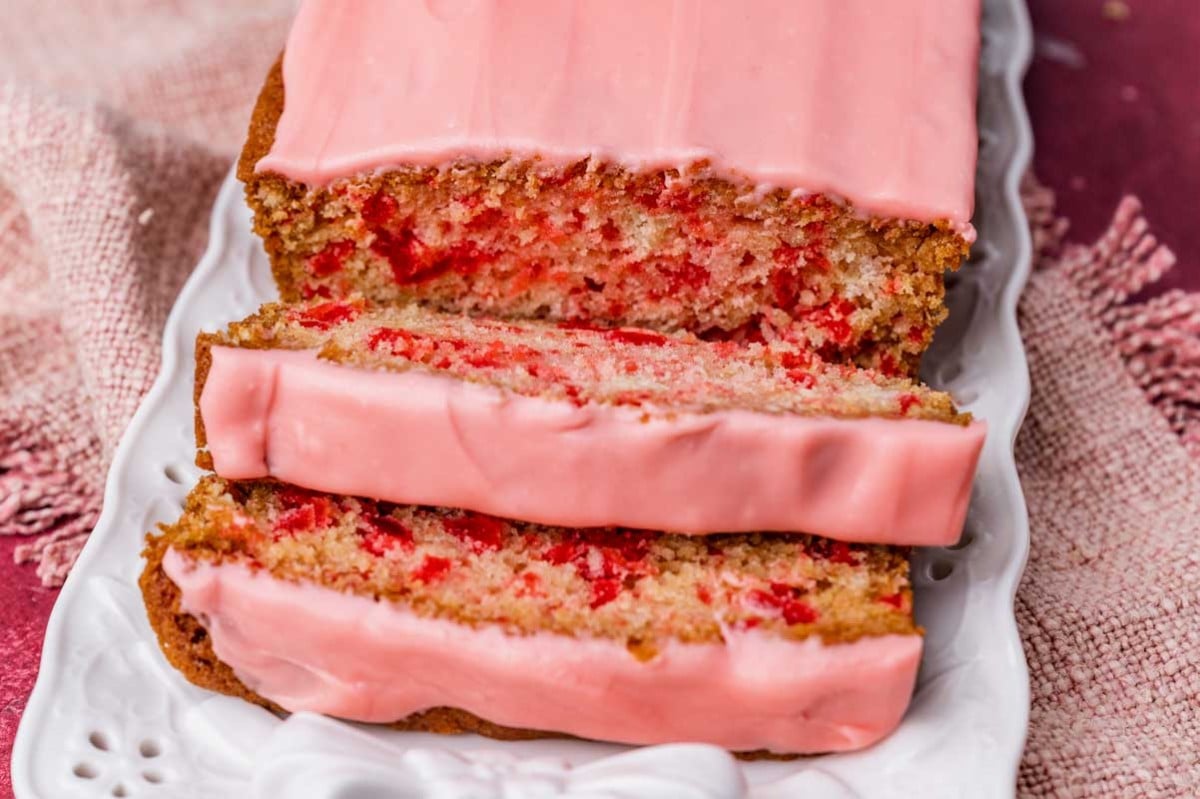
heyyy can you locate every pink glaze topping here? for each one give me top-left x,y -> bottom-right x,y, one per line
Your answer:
200,347 -> 985,544
163,549 -> 922,753
259,0 -> 980,230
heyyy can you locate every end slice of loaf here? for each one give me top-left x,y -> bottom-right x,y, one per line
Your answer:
142,476 -> 922,755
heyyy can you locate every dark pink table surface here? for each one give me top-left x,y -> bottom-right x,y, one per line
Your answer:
1028,0 -> 1200,294
3,2 -> 1199,794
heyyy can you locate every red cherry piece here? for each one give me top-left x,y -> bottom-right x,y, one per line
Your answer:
604,328 -> 669,347
543,541 -> 584,565
662,260 -> 710,293
828,541 -> 858,565
357,513 -> 413,556
300,283 -> 333,300
360,191 -> 398,228
787,370 -> 816,388
749,585 -> 819,625
769,268 -> 804,312
444,514 -> 505,553
273,492 -> 331,536
466,207 -> 504,232
412,555 -> 452,584
781,599 -> 818,625
306,240 -> 355,278
291,300 -> 362,331
275,505 -> 315,535
878,353 -> 901,377
590,578 -> 622,609
372,227 -> 444,285
779,351 -> 812,370
582,529 -> 652,563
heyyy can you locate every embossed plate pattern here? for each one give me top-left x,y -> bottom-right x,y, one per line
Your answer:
13,1 -> 1034,796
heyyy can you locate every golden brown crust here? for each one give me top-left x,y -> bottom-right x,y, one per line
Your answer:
140,529 -> 278,711
238,55 -> 299,295
238,55 -> 284,185
193,333 -> 215,471
139,535 -> 798,759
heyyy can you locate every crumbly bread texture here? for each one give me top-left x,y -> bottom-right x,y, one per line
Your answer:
148,477 -> 918,649
193,300 -> 969,466
239,60 -> 969,375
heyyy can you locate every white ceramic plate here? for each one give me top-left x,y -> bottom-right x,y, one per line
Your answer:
12,2 -> 1034,796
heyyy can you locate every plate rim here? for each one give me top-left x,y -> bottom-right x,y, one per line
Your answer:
13,1 -> 1036,793
987,0 -> 1035,785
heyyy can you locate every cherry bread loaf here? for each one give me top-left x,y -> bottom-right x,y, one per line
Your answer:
194,300 -> 985,545
141,476 -> 923,756
146,0 -> 988,761
238,1 -> 980,374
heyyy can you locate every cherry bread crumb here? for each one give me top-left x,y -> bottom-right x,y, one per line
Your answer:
289,299 -> 363,330
241,77 -> 970,377
306,240 -> 356,278
154,476 -> 919,648
444,514 -> 505,553
412,555 -> 452,584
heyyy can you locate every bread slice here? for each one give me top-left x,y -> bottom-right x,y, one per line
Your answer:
142,476 -> 923,756
194,301 -> 985,544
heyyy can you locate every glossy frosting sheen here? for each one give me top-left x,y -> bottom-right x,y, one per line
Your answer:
200,347 -> 985,544
163,550 -> 922,753
259,0 -> 980,228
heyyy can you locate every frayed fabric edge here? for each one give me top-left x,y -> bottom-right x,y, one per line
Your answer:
1,448 -> 99,586
1023,175 -> 1199,459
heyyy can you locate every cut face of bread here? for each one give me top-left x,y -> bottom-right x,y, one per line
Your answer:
243,158 -> 968,375
142,477 -> 923,755
194,301 -> 985,544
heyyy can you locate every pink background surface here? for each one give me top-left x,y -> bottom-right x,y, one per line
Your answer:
2,2 -> 1198,793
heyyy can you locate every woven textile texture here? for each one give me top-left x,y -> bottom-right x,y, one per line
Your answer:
1,3 -> 1198,796
0,0 -> 293,583
1015,183 -> 1200,797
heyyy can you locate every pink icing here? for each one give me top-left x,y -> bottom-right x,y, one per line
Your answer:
200,346 -> 986,544
258,0 -> 979,231
163,549 -> 922,753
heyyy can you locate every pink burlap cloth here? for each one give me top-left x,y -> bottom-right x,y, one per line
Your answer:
2,3 -> 1198,796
